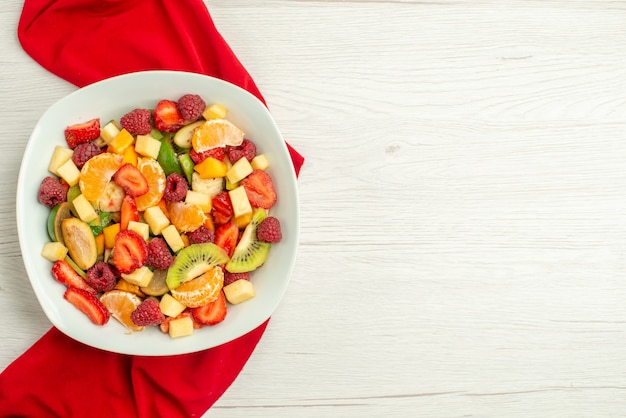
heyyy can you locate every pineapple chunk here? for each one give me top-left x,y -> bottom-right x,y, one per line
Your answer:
223,279 -> 255,304
228,186 -> 252,219
185,190 -> 211,213
41,241 -> 68,261
72,194 -> 98,223
56,159 -> 81,187
135,134 -> 162,159
144,206 -> 170,236
226,157 -> 253,184
162,224 -> 185,253
121,266 -> 154,287
100,121 -> 121,144
48,146 -> 74,176
251,154 -> 269,171
160,293 -> 187,317
127,221 -> 150,241
169,315 -> 194,338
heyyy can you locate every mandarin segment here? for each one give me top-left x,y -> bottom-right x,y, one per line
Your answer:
134,158 -> 166,211
191,119 -> 244,152
167,201 -> 206,233
170,266 -> 224,308
100,290 -> 144,332
78,152 -> 123,203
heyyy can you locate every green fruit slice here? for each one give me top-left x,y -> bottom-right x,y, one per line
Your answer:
166,243 -> 229,290
178,153 -> 195,184
47,204 -> 61,241
66,184 -> 81,218
64,255 -> 87,279
157,137 -> 183,177
173,121 -> 203,148
225,208 -> 271,273
52,202 -> 73,245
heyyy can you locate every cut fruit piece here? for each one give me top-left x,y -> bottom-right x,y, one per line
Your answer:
214,222 -> 239,258
141,269 -> 170,297
57,159 -> 81,187
143,205 -> 171,236
191,119 -> 244,152
79,152 -> 124,203
225,208 -> 271,273
121,266 -> 154,287
185,190 -> 211,213
64,287 -> 110,325
114,279 -> 145,298
162,224 -> 185,253
41,241 -> 68,262
64,118 -> 101,149
157,137 -> 184,176
226,157 -> 253,184
103,223 -> 120,249
170,265 -> 224,308
159,292 -> 187,317
202,103 -> 228,120
178,153 -> 195,184
97,181 -> 125,212
167,201 -> 206,233
107,128 -> 134,154
223,279 -> 255,305
48,146 -> 74,176
228,185 -> 253,220
250,154 -> 269,171
51,258 -> 95,294
240,169 -> 277,209
100,120 -> 121,145
61,217 -> 98,271
128,221 -> 150,241
154,99 -> 186,133
135,134 -> 162,159
191,173 -> 223,197
134,158 -> 166,211
173,120 -> 203,148
120,195 -> 139,231
51,202 -> 73,245
193,157 -> 227,179
113,163 -> 149,197
100,290 -> 144,332
168,315 -> 194,338
112,230 -> 148,274
190,290 -> 227,325
71,194 -> 98,223
165,242 -> 229,290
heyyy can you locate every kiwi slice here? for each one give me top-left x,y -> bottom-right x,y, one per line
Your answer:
225,208 -> 271,273
141,268 -> 170,296
178,153 -> 195,184
157,137 -> 184,177
166,242 -> 229,290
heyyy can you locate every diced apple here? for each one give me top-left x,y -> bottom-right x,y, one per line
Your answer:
160,293 -> 187,317
223,279 -> 255,304
121,266 -> 154,287
228,186 -> 252,219
226,157 -> 253,184
168,315 -> 194,338
144,206 -> 170,236
100,121 -> 121,144
56,159 -> 81,187
72,194 -> 98,223
48,146 -> 74,176
135,134 -> 162,159
251,154 -> 269,171
162,225 -> 185,253
185,190 -> 211,213
127,221 -> 150,241
41,241 -> 68,261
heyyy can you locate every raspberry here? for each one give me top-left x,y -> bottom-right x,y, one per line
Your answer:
188,225 -> 215,245
71,142 -> 103,169
225,139 -> 256,163
163,173 -> 189,202
145,237 -> 174,269
177,94 -> 206,121
256,216 -> 282,243
120,108 -> 152,135
189,147 -> 225,164
38,176 -> 67,208
85,261 -> 117,293
223,271 -> 250,286
131,298 -> 165,326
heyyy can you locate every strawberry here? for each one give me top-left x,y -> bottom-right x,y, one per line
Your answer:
63,287 -> 110,325
64,118 -> 101,149
113,163 -> 149,197
189,147 -> 225,164
120,195 -> 139,230
210,191 -> 233,226
240,169 -> 277,209
112,230 -> 147,274
214,222 -> 239,257
154,100 -> 186,133
190,291 -> 227,325
51,259 -> 97,294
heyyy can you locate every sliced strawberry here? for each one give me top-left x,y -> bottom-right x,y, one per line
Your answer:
159,309 -> 204,334
51,259 -> 97,294
113,163 -> 149,197
154,100 -> 186,133
64,118 -> 101,149
210,191 -> 233,226
214,222 -> 239,257
240,169 -> 277,209
120,195 -> 139,231
189,147 -> 225,165
63,287 -> 110,325
112,230 -> 147,274
191,291 -> 227,325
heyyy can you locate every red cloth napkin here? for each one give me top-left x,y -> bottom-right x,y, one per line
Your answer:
0,0 -> 304,416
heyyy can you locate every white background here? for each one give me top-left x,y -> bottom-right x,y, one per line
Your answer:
2,1 -> 626,417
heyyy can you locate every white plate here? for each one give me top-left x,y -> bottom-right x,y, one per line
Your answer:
16,70 -> 299,356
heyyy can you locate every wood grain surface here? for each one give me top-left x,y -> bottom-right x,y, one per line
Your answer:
2,1 -> 626,416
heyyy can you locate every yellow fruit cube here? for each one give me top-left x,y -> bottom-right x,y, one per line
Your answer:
48,146 -> 74,176
72,194 -> 98,223
103,223 -> 121,249
108,128 -> 134,154
127,221 -> 150,241
41,241 -> 68,261
100,121 -> 121,144
202,103 -> 228,120
228,186 -> 252,219
56,159 -> 81,187
251,154 -> 269,171
162,224 -> 185,253
226,157 -> 253,184
144,205 -> 170,236
185,190 -> 211,213
169,315 -> 194,338
121,266 -> 154,287
135,134 -> 162,159
223,279 -> 255,304
160,293 -> 187,317
193,157 -> 227,179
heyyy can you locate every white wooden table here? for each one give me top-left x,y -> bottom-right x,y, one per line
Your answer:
3,1 -> 626,416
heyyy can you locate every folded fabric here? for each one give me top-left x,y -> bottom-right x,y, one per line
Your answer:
0,0 -> 303,416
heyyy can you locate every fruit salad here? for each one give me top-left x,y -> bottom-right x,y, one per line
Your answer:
37,94 -> 282,339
